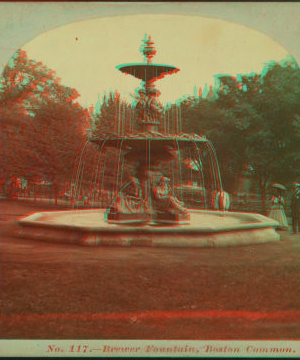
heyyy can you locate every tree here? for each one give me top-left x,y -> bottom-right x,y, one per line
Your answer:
0,48 -> 90,198
179,57 -> 300,212
215,58 -> 300,211
31,101 -> 89,182
0,108 -> 35,181
0,49 -> 78,113
179,97 -> 247,191
91,91 -> 138,137
246,60 -> 300,209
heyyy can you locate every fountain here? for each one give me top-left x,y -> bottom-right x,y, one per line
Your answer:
16,35 -> 280,247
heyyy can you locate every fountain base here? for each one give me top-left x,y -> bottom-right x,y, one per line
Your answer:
106,210 -> 148,224
16,209 -> 280,248
152,211 -> 190,224
106,209 -> 190,225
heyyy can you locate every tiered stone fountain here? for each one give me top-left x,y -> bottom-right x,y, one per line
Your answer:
16,35 -> 280,247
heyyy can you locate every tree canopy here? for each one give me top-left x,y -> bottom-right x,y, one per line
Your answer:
180,56 -> 300,208
0,49 -> 89,187
91,91 -> 138,137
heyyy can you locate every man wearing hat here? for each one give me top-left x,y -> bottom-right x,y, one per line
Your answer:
290,182 -> 300,234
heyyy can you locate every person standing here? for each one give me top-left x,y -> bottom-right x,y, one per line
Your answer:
290,183 -> 300,234
267,188 -> 288,229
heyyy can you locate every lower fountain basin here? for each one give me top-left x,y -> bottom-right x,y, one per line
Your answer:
16,209 -> 280,247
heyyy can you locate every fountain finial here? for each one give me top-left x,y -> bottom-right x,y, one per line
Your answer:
140,34 -> 157,63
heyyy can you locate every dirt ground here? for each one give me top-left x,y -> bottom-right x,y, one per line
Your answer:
0,200 -> 299,339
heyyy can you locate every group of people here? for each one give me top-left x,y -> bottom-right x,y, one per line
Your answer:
267,182 -> 300,234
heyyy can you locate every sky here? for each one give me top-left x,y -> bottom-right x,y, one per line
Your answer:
23,14 -> 290,108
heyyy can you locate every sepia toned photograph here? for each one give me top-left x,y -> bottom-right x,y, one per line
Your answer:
0,2 -> 299,357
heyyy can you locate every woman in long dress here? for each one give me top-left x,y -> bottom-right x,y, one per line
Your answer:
267,189 -> 288,229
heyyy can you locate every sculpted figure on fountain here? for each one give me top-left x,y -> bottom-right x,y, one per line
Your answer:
153,176 -> 187,216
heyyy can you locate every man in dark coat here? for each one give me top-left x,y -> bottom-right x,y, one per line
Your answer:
290,183 -> 300,234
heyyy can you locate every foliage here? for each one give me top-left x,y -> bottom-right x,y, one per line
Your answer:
180,56 -> 300,211
31,101 -> 89,182
0,48 -> 89,188
91,91 -> 138,137
0,49 -> 78,113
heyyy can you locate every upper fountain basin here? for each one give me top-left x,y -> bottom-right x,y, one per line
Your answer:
116,63 -> 179,82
